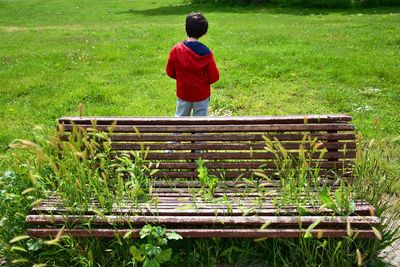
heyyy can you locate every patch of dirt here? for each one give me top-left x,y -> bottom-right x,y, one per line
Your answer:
209,107 -> 233,117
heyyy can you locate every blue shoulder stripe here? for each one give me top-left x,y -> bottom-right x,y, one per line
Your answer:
183,41 -> 211,56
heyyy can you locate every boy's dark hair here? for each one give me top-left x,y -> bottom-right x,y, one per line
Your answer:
185,12 -> 208,39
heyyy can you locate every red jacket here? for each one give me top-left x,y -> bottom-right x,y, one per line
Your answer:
166,42 -> 219,102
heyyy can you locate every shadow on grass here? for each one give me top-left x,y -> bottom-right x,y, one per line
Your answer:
116,3 -> 400,16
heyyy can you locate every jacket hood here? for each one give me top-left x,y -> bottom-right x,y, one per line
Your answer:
174,42 -> 213,71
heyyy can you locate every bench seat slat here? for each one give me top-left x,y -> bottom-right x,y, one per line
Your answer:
152,193 -> 364,200
152,171 -> 352,179
27,208 -> 351,216
26,214 -> 380,227
62,123 -> 354,133
38,196 -> 373,205
143,151 -> 356,160
31,206 -> 376,217
110,142 -> 357,151
150,161 -> 354,170
99,133 -> 356,142
32,196 -> 376,217
26,228 -> 376,239
59,115 -> 352,125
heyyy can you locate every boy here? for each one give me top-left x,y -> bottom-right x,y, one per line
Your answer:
166,12 -> 219,117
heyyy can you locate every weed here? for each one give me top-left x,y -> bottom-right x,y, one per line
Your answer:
129,225 -> 182,267
196,158 -> 219,199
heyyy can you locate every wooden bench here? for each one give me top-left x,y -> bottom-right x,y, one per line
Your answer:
26,115 -> 380,239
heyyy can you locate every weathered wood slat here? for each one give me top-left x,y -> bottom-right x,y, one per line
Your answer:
143,151 -> 356,160
35,199 -> 374,209
34,195 -> 376,217
98,133 -> 356,142
33,200 -> 374,210
38,195 -> 373,205
59,115 -> 352,125
26,214 -> 380,226
28,207 -> 341,216
60,133 -> 356,145
110,142 -> 356,151
152,170 -> 352,179
147,193 -> 297,198
26,228 -> 376,238
32,203 -> 274,211
33,196 -> 376,217
149,192 -> 309,198
150,183 -> 340,192
46,194 -> 368,201
62,123 -> 355,133
150,161 -> 354,170
31,205 -> 376,217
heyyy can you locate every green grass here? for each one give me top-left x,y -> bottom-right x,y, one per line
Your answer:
1,1 -> 399,147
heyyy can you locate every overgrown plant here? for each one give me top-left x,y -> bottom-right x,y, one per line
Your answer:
7,126 -> 152,212
264,135 -> 325,208
129,225 -> 182,267
263,134 -> 359,216
196,158 -> 219,199
352,132 -> 400,259
113,151 -> 153,204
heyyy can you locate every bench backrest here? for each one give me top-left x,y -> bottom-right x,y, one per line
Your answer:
58,115 -> 356,182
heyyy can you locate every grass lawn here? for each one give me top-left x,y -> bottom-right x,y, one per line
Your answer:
1,1 -> 400,265
1,0 -> 399,142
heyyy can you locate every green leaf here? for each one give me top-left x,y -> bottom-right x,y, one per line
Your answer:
156,248 -> 172,263
154,226 -> 166,237
143,258 -> 160,267
123,230 -> 133,239
260,221 -> 272,229
335,187 -> 344,209
319,187 -> 335,209
348,201 -> 356,214
144,244 -> 161,257
158,237 -> 168,246
297,206 -> 308,216
140,225 -> 153,239
304,219 -> 322,239
27,239 -> 43,251
0,217 -> 6,227
130,245 -> 145,262
254,237 -> 268,242
166,232 -> 182,240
